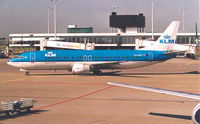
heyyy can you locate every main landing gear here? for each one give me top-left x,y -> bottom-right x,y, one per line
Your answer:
93,70 -> 103,75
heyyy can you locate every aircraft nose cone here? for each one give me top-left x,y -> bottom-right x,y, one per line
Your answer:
7,60 -> 15,67
7,61 -> 12,66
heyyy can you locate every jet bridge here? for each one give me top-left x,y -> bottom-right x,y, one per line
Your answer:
40,39 -> 95,50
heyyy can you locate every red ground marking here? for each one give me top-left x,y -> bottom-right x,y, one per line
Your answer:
180,91 -> 200,93
32,85 -> 115,110
8,82 -> 109,85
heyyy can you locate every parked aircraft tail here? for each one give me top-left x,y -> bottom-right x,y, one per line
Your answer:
141,21 -> 180,51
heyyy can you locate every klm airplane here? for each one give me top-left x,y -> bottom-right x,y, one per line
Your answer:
7,21 -> 181,76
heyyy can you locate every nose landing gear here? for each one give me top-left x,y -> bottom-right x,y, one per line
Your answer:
25,72 -> 30,76
19,69 -> 30,76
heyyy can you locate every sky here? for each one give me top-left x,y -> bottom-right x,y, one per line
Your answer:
0,0 -> 199,37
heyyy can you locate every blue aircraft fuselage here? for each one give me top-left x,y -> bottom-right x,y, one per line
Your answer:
8,50 -> 173,63
7,50 -> 176,75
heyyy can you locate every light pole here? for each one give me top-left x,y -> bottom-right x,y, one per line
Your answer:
47,7 -> 52,34
181,8 -> 187,32
151,0 -> 154,41
51,0 -> 58,40
199,0 -> 200,33
113,6 -> 119,13
112,6 -> 119,33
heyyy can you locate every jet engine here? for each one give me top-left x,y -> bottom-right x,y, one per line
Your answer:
192,103 -> 200,124
72,63 -> 90,74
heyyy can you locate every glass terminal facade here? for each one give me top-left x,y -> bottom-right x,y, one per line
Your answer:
8,33 -> 198,51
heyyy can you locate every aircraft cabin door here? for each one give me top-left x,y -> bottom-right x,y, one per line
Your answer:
88,55 -> 92,61
148,52 -> 153,61
30,53 -> 35,62
83,55 -> 87,61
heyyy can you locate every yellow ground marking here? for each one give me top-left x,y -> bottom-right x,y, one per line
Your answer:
186,61 -> 194,65
0,77 -> 26,84
30,76 -> 48,78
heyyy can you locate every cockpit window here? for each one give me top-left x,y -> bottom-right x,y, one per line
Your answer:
17,56 -> 23,59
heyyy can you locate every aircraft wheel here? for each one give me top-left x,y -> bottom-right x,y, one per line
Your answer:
93,70 -> 103,75
98,71 -> 103,75
25,72 -> 30,76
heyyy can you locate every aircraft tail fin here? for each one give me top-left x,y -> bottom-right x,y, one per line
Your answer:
141,21 -> 180,51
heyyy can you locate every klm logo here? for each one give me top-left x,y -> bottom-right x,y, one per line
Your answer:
160,35 -> 175,44
45,51 -> 56,57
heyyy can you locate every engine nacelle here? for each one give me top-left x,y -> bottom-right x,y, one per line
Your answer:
72,63 -> 90,74
192,103 -> 200,124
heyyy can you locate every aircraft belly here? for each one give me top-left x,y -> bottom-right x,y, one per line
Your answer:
19,61 -> 162,70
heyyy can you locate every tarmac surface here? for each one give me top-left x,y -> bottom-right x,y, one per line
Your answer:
0,58 -> 199,124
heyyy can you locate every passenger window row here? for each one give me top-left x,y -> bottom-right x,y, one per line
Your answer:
42,56 -> 143,60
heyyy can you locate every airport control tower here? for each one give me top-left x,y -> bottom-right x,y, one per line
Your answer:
109,12 -> 145,33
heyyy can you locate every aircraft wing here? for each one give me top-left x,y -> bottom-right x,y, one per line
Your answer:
107,82 -> 200,100
90,61 -> 122,68
162,51 -> 187,55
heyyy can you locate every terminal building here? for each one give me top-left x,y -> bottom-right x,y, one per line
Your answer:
8,32 -> 198,50
8,12 -> 199,53
67,25 -> 93,33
